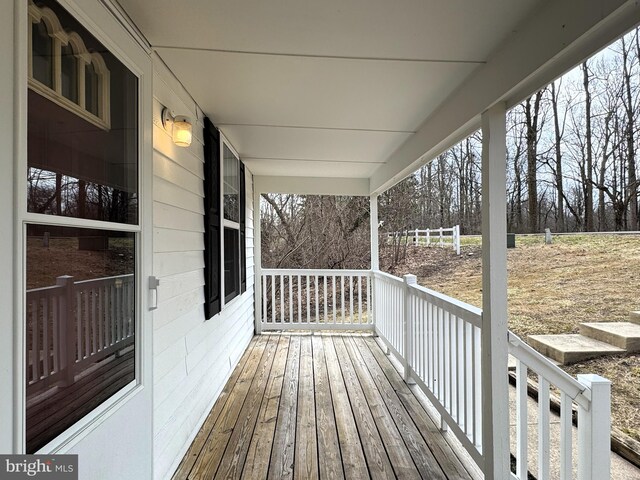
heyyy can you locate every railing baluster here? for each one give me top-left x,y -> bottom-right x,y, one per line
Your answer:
262,274 -> 267,323
279,275 -> 284,323
560,392 -> 572,480
357,275 -> 362,324
332,276 -> 336,324
340,275 -> 345,324
32,299 -> 40,382
297,275 -> 302,323
474,326 -> 482,448
516,359 -> 528,480
91,288 -> 97,354
314,275 -> 319,323
349,275 -> 354,324
78,291 -> 84,359
52,296 -> 59,373
98,286 -> 104,349
42,297 -> 49,376
306,275 -> 310,323
289,275 -> 293,323
539,377 -> 551,480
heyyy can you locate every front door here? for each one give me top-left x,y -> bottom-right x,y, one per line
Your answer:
20,0 -> 152,477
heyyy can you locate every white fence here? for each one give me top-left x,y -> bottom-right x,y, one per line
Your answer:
259,268 -> 611,479
26,274 -> 135,394
388,225 -> 461,255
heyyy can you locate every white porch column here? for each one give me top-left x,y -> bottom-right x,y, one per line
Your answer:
481,102 -> 510,479
370,194 -> 379,271
253,188 -> 262,334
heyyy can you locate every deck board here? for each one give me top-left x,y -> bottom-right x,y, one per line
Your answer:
173,333 -> 474,480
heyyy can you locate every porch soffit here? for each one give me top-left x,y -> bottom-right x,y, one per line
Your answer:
117,0 -> 639,195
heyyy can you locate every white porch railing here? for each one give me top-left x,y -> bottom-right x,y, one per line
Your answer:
260,269 -> 373,330
26,274 -> 135,394
258,268 -> 611,479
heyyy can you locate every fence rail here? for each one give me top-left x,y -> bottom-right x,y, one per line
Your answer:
259,267 -> 612,479
26,274 -> 135,394
388,225 -> 461,255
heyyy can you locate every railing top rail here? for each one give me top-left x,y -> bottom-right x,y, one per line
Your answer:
74,273 -> 135,286
26,284 -> 64,295
261,268 -> 371,276
372,269 -> 404,283
508,331 -> 591,408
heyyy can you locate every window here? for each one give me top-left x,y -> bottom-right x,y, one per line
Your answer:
25,0 -> 139,453
203,120 -> 247,319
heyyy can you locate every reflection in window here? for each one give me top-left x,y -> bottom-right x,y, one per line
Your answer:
61,44 -> 78,103
224,227 -> 240,301
32,21 -> 53,88
223,145 -> 239,223
85,61 -> 99,117
25,225 -> 135,453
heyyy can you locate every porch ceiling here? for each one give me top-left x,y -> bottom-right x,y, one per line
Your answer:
119,0 -> 639,192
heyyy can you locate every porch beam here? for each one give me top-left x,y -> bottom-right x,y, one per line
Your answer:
480,103 -> 509,479
370,0 -> 640,194
254,175 -> 369,196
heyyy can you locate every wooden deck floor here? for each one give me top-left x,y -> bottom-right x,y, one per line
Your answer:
173,334 -> 476,480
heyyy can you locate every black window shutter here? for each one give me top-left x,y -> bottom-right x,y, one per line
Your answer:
203,117 -> 221,319
239,161 -> 247,293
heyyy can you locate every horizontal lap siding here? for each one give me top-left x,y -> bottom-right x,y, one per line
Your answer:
152,59 -> 255,480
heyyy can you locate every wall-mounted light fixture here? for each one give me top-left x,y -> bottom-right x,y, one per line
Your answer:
161,107 -> 193,147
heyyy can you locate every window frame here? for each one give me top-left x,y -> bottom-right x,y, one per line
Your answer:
220,134 -> 243,306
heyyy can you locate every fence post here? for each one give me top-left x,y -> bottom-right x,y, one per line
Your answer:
57,275 -> 76,386
403,274 -> 417,384
414,228 -> 418,246
577,374 -> 611,480
426,228 -> 430,246
439,227 -> 443,246
456,225 -> 461,255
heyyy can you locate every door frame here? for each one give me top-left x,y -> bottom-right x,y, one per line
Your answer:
12,0 -> 153,467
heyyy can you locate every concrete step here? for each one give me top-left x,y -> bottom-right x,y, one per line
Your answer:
528,334 -> 624,364
579,322 -> 640,352
630,311 -> 640,325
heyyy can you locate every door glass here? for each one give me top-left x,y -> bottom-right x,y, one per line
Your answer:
25,225 -> 135,453
25,0 -> 140,453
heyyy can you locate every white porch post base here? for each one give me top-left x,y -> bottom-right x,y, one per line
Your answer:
481,102 -> 510,479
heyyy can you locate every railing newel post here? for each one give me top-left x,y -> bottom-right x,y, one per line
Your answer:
56,275 -> 75,386
577,374 -> 611,480
403,274 -> 417,384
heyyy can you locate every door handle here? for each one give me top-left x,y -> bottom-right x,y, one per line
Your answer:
149,276 -> 160,311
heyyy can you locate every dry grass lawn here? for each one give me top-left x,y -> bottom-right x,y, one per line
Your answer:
381,234 -> 640,440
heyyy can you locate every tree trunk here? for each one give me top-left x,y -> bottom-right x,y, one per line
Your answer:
582,62 -> 594,231
550,81 -> 565,231
525,92 -> 543,233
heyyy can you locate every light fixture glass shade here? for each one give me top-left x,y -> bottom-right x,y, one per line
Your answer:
172,117 -> 192,147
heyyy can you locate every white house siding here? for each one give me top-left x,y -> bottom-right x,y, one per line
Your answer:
151,57 -> 255,480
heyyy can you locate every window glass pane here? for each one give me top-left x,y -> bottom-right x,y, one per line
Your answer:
85,61 -> 99,117
223,145 -> 239,223
25,225 -> 135,453
224,227 -> 239,302
32,22 -> 53,88
28,0 -> 138,225
61,44 -> 78,103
